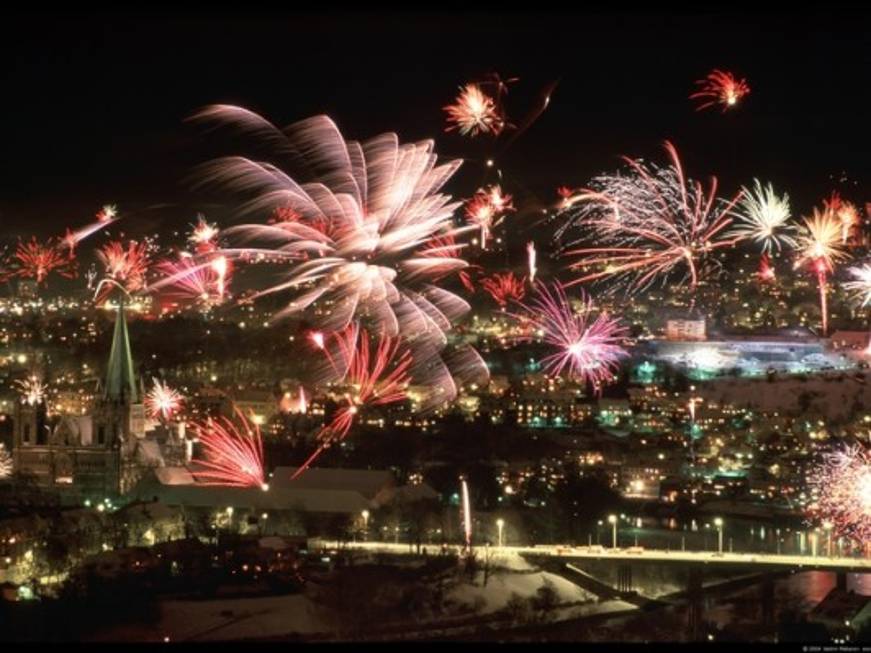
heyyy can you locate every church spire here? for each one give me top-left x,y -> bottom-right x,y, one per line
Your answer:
104,298 -> 138,403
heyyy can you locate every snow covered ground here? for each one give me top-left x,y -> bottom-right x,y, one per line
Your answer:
88,569 -> 636,642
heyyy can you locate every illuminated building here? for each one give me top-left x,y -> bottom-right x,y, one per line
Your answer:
12,302 -> 147,501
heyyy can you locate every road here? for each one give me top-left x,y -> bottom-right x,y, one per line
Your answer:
335,541 -> 871,572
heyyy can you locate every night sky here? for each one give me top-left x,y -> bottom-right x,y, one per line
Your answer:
1,9 -> 869,240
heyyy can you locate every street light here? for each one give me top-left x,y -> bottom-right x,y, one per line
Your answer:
714,517 -> 724,554
496,518 -> 505,548
608,514 -> 617,549
823,522 -> 833,557
362,510 -> 370,541
226,506 -> 234,531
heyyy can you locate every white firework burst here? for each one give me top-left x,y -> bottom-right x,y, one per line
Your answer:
729,179 -> 797,254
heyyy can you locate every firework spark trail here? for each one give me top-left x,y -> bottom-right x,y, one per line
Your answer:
527,242 -> 538,283
729,179 -> 797,254
190,409 -> 266,489
64,206 -> 120,250
511,281 -> 629,392
145,378 -> 184,421
795,207 -> 851,335
461,478 -> 472,549
293,325 -> 413,478
481,272 -> 526,308
807,443 -> 871,544
0,444 -> 11,479
443,83 -> 505,137
15,375 -> 47,406
690,69 -> 750,112
150,254 -> 228,307
192,107 -> 477,347
558,142 -> 743,294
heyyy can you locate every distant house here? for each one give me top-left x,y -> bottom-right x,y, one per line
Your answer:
829,330 -> 871,351
129,466 -> 439,535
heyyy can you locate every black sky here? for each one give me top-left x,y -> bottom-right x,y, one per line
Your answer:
1,8 -> 869,238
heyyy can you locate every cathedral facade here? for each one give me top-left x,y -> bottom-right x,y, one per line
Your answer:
12,303 -> 147,502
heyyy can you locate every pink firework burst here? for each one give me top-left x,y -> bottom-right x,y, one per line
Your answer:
293,325 -> 413,478
191,409 -> 267,489
150,254 -> 231,307
145,378 -> 184,421
690,69 -> 750,112
482,272 -> 526,308
443,83 -> 505,137
806,443 -> 871,544
558,141 -> 743,294
97,240 -> 151,297
6,237 -> 76,284
512,281 -> 629,391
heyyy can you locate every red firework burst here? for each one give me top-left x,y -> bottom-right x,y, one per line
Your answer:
190,409 -> 267,489
293,325 -> 412,478
96,240 -> 151,298
465,185 -> 514,250
690,69 -> 750,112
482,272 -> 526,308
7,237 -> 76,284
757,253 -> 776,283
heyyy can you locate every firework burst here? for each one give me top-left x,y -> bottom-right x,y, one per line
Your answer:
15,375 -> 47,406
465,185 -> 513,249
758,253 -> 777,283
807,443 -> 871,544
96,204 -> 118,222
6,238 -> 76,284
150,254 -> 230,308
193,107 -> 477,346
145,378 -> 184,421
795,207 -> 851,335
191,409 -> 267,489
482,272 -> 526,308
293,324 -> 413,477
690,69 -> 750,112
845,263 -> 871,308
825,192 -> 861,244
189,215 -> 220,252
512,281 -> 629,392
96,240 -> 152,300
443,83 -> 505,137
729,180 -> 797,254
559,141 -> 742,294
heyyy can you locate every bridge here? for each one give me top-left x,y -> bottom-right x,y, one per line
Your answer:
338,541 -> 871,573
335,540 -> 870,638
